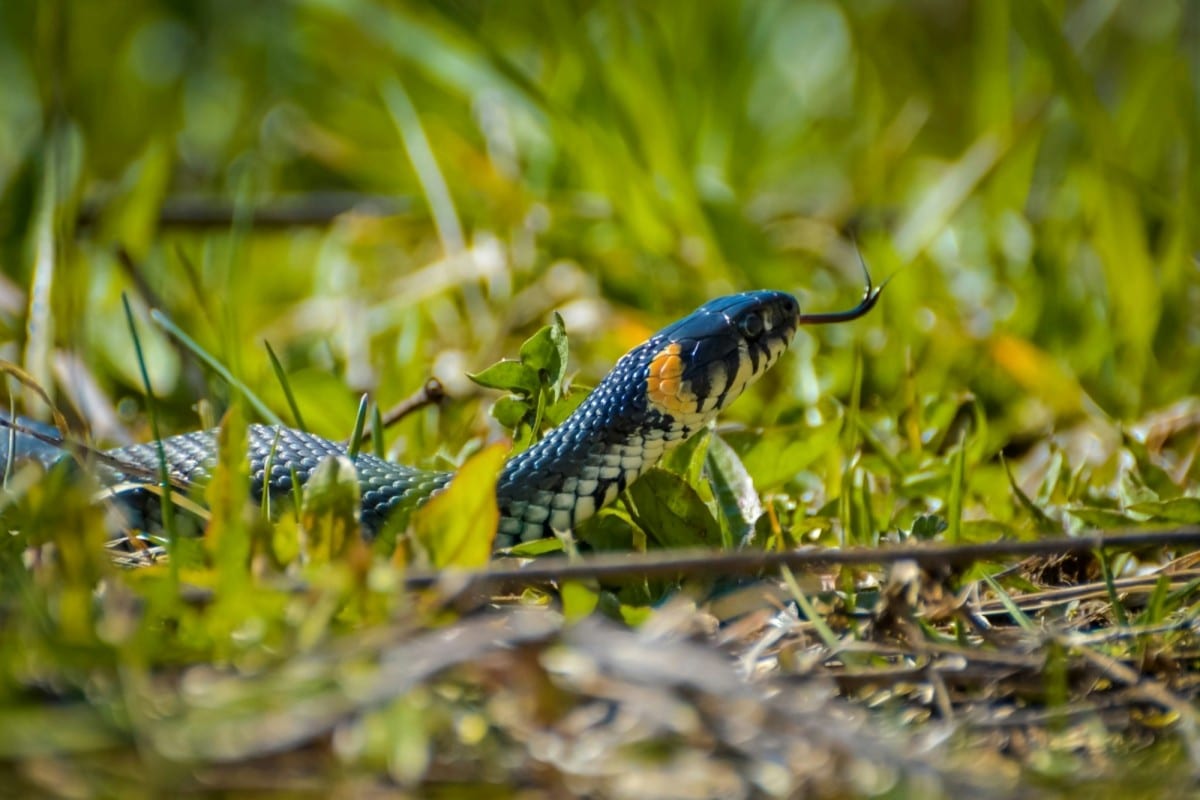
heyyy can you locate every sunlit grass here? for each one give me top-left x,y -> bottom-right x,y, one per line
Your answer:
0,1 -> 1197,796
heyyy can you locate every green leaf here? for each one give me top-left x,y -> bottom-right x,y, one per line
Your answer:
1128,498 -> 1200,525
1122,431 -> 1181,501
721,420 -> 842,489
468,360 -> 540,395
576,507 -> 642,552
1066,507 -> 1141,528
299,455 -> 362,566
503,536 -> 565,557
490,395 -> 531,429
627,468 -> 722,548
1002,455 -> 1060,534
900,469 -> 951,495
618,603 -> 655,627
911,514 -> 947,540
705,433 -> 761,548
410,442 -> 508,568
205,404 -> 251,582
660,427 -> 711,487
543,386 -> 589,426
519,312 -> 570,390
561,581 -> 600,621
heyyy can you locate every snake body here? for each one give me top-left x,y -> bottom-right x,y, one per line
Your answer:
2,288 -> 876,551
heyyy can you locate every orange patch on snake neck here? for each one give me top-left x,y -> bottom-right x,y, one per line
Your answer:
647,343 -> 697,414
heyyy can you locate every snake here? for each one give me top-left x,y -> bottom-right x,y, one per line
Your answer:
0,284 -> 880,551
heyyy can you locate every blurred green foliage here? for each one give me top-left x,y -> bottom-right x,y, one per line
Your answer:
0,0 -> 1195,434
0,0 -> 1198,794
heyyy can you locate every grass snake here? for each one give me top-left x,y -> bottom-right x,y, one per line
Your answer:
1,287 -> 879,551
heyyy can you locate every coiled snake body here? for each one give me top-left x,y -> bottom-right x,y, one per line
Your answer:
1,288 -> 878,551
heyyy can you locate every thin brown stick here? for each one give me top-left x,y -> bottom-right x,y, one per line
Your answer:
973,570 -> 1200,616
348,378 -> 445,448
403,527 -> 1200,591
78,193 -> 411,230
164,527 -> 1200,605
0,415 -> 183,488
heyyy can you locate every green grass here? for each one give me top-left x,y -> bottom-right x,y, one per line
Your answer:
0,1 -> 1198,796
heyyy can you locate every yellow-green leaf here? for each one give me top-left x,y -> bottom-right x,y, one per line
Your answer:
468,360 -> 539,395
561,581 -> 599,621
410,442 -> 508,568
299,455 -> 361,565
205,404 -> 251,583
519,313 -> 570,390
627,468 -> 721,549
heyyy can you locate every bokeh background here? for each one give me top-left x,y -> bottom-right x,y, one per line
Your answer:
0,1 -> 1195,452
1,2 -> 1200,794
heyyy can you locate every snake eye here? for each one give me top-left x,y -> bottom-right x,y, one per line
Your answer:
738,312 -> 764,339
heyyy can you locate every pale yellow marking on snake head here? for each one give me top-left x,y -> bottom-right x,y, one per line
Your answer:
713,337 -> 789,412
726,345 -> 756,397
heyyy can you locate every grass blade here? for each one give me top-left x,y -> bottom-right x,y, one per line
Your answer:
22,137 -> 59,418
780,566 -> 842,653
983,573 -> 1037,634
264,340 -> 307,431
121,293 -> 178,587
1097,549 -> 1130,628
381,77 -> 464,256
370,402 -> 385,460
947,432 -> 966,545
150,309 -> 282,426
260,427 -> 283,522
346,394 -> 369,460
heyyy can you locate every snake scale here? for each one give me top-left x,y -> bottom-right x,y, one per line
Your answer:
1,286 -> 880,551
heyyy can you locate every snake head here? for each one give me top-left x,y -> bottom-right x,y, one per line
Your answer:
494,286 -> 881,545
645,290 -> 800,426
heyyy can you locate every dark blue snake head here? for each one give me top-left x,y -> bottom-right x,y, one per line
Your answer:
641,290 -> 800,428
494,290 -> 802,543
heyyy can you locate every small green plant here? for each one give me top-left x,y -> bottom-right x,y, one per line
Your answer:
468,313 -> 578,450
